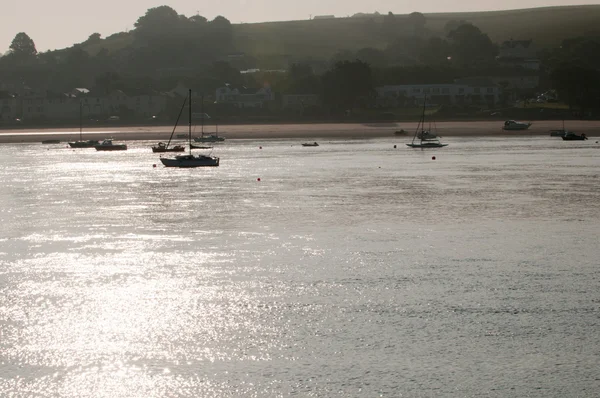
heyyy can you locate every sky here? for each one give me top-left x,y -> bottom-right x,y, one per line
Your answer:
1,0 -> 599,53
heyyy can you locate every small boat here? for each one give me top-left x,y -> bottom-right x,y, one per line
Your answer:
152,98 -> 187,152
160,89 -> 220,168
194,133 -> 225,143
562,132 -> 588,141
69,102 -> 100,148
160,153 -> 220,167
95,139 -> 127,151
503,120 -> 532,130
152,142 -> 185,152
193,100 -> 225,142
550,130 -> 567,137
302,142 -> 319,147
42,139 -> 60,144
190,143 -> 213,149
407,98 -> 448,148
394,129 -> 407,135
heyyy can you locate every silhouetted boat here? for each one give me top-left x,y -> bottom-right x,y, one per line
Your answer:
69,102 -> 100,148
95,139 -> 127,151
160,89 -> 219,168
407,98 -> 448,148
152,97 -> 186,153
302,142 -> 319,147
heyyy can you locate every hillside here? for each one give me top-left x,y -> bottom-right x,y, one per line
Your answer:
82,5 -> 600,62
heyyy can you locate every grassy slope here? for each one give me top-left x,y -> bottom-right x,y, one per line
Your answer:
83,6 -> 600,59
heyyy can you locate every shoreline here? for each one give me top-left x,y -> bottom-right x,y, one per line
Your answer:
0,120 -> 598,143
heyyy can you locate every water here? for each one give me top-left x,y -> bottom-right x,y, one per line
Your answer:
1,137 -> 599,397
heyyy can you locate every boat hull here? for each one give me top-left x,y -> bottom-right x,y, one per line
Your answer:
152,145 -> 185,153
407,143 -> 448,148
95,145 -> 127,151
160,155 -> 219,167
69,140 -> 100,148
562,135 -> 588,141
194,136 -> 225,142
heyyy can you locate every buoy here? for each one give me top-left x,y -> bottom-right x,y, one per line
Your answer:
432,156 -> 436,160
393,145 -> 397,148
153,164 -> 157,168
257,178 -> 261,182
259,146 -> 262,149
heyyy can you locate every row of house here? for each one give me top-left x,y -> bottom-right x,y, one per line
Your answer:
0,89 -> 168,122
1,74 -> 541,122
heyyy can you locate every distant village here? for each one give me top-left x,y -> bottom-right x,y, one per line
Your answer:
0,39 -> 547,124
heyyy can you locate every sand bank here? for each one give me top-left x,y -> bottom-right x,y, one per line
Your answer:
1,121 -> 598,143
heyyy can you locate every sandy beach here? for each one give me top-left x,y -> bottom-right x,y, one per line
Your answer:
0,120 -> 598,143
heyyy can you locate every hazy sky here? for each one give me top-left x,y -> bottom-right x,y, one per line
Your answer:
2,0 -> 598,52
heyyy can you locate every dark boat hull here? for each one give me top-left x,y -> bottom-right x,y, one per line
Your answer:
562,135 -> 587,141
152,145 -> 185,153
69,140 -> 100,148
160,154 -> 219,167
95,145 -> 127,151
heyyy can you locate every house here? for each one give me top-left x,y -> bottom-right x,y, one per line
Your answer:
215,85 -> 275,108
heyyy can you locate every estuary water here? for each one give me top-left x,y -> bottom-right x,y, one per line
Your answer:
1,137 -> 599,397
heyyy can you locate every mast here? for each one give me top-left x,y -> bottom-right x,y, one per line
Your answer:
79,101 -> 83,141
201,95 -> 204,135
189,89 -> 192,155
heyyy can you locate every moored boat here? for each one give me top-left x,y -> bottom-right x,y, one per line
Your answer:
302,142 -> 319,147
95,139 -> 127,151
160,89 -> 220,168
503,120 -> 532,130
562,132 -> 588,141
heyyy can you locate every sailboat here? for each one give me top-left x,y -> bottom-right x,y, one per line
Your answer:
160,89 -> 220,168
407,97 -> 448,148
152,97 -> 186,153
193,97 -> 225,142
68,102 -> 100,148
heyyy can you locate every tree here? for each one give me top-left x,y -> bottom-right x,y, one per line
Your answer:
9,32 -> 37,57
407,12 -> 426,34
447,23 -> 497,67
418,37 -> 451,66
134,6 -> 181,40
322,60 -> 374,111
383,12 -> 396,37
86,33 -> 101,43
356,47 -> 387,68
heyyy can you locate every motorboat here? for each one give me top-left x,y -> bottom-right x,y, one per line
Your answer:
503,120 -> 532,130
302,142 -> 319,147
151,142 -> 185,153
562,132 -> 588,141
95,139 -> 127,151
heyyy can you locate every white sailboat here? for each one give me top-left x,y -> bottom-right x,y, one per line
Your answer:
160,89 -> 220,168
407,98 -> 448,148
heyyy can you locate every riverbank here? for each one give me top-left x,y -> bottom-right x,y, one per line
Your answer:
1,120 -> 599,143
